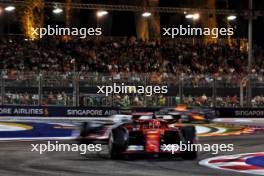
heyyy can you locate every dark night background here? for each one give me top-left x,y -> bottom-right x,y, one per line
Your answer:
0,0 -> 263,47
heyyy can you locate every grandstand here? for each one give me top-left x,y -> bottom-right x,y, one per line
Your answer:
0,0 -> 263,108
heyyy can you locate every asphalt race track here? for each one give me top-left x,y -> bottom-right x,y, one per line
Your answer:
0,134 -> 263,176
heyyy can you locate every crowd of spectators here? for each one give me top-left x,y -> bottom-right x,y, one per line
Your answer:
3,91 -> 264,108
1,36 -> 263,75
1,36 -> 264,107
3,91 -> 73,106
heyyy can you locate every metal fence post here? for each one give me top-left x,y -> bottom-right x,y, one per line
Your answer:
246,74 -> 252,107
38,73 -> 43,106
240,78 -> 244,107
213,76 -> 216,107
73,71 -> 78,107
179,74 -> 183,104
72,59 -> 79,107
246,0 -> 253,107
76,72 -> 80,107
1,71 -> 4,105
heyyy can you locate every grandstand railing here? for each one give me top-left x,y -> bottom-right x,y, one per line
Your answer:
0,71 -> 262,108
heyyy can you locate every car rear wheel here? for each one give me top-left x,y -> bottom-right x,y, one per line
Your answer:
79,122 -> 102,144
181,126 -> 197,160
79,122 -> 91,144
109,127 -> 128,159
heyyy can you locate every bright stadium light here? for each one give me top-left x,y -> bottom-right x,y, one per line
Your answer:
97,10 -> 108,17
53,7 -> 63,14
227,15 -> 237,21
186,13 -> 200,20
192,13 -> 200,20
142,12 -> 151,17
4,6 -> 15,12
185,14 -> 193,19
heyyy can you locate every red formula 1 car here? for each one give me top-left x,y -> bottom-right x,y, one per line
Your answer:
108,116 -> 197,160
79,112 -> 153,144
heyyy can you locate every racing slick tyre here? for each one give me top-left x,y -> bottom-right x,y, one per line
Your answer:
79,122 -> 102,144
80,122 -> 89,137
109,127 -> 128,159
181,126 -> 197,160
79,122 -> 91,144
